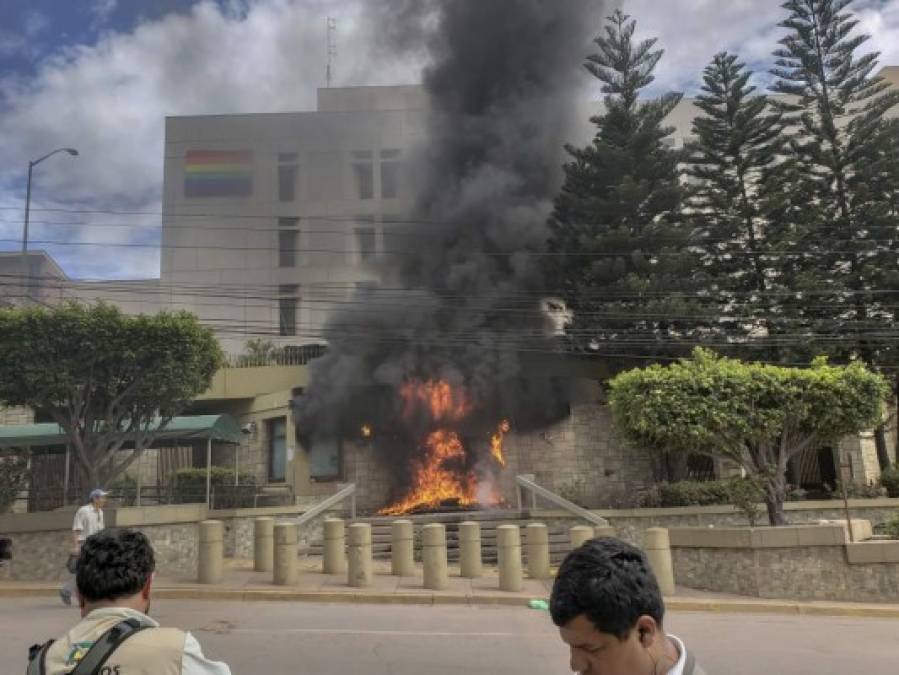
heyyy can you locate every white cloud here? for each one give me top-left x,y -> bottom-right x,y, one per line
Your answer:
0,0 -> 418,279
622,0 -> 899,94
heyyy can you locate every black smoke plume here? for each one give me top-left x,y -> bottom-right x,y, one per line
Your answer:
296,1 -> 603,472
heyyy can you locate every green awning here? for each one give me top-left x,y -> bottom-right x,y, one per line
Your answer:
0,414 -> 244,450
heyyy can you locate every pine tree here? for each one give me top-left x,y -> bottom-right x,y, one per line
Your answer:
771,0 -> 899,467
684,53 -> 784,358
546,10 -> 700,369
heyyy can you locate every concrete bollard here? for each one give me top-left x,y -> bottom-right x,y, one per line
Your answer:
273,521 -> 298,586
323,518 -> 347,575
254,517 -> 274,573
526,523 -> 551,579
422,524 -> 449,590
643,528 -> 675,596
497,524 -> 523,592
458,521 -> 482,579
198,520 -> 224,584
569,525 -> 595,550
391,520 -> 415,577
594,525 -> 617,539
347,523 -> 373,588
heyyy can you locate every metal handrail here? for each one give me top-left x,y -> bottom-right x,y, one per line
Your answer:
515,474 -> 609,527
296,483 -> 357,527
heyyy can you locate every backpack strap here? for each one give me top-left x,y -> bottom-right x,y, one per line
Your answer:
26,640 -> 53,675
70,618 -> 153,675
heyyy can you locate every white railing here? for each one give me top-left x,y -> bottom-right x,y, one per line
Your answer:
296,483 -> 357,528
516,474 -> 609,527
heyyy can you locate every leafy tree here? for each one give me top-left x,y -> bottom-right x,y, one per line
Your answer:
771,0 -> 899,467
0,303 -> 223,488
608,348 -> 888,525
684,52 -> 786,355
546,9 -> 700,369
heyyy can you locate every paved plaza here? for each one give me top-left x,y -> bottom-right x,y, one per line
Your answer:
5,597 -> 899,674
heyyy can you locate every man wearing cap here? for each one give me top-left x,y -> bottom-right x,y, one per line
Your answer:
59,489 -> 108,606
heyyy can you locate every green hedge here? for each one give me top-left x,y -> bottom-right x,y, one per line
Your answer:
880,466 -> 899,498
657,478 -> 755,507
170,467 -> 256,509
0,455 -> 28,514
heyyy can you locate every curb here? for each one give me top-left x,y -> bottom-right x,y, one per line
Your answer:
3,585 -> 899,618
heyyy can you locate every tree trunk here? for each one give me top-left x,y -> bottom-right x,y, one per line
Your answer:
763,473 -> 788,526
874,423 -> 891,471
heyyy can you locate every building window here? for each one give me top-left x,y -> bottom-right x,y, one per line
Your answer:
268,417 -> 287,483
355,226 -> 377,263
308,436 -> 341,481
380,149 -> 401,199
352,150 -> 374,200
278,217 -> 299,268
278,284 -> 299,336
278,152 -> 298,202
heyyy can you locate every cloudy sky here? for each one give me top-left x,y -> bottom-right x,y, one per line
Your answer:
1,0 -> 897,280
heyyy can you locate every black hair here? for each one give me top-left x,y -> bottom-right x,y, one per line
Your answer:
550,537 -> 664,639
76,529 -> 156,603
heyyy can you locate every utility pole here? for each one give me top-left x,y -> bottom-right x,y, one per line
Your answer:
326,16 -> 337,89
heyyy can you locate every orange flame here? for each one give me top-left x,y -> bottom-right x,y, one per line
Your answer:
401,380 -> 472,421
361,424 -> 372,439
379,429 -> 477,516
490,419 -> 510,467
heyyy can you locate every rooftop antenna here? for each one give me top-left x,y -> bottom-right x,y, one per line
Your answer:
326,16 -> 337,88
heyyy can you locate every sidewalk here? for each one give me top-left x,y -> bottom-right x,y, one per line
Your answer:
4,558 -> 899,618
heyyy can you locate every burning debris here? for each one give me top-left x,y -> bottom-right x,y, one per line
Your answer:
296,1 -> 602,514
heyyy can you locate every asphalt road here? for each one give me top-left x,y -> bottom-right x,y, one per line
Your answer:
5,598 -> 899,674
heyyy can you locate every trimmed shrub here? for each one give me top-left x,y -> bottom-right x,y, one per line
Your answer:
0,454 -> 28,513
880,466 -> 899,498
658,477 -> 765,525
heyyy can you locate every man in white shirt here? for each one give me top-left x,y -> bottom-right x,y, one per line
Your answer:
30,528 -> 231,675
550,536 -> 707,675
60,488 -> 108,606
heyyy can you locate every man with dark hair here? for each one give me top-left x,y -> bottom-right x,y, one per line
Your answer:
29,529 -> 230,675
550,537 -> 706,675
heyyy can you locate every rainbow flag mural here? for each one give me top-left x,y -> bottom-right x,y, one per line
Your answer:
184,150 -> 253,198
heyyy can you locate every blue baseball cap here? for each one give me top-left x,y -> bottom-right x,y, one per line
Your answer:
89,489 -> 109,501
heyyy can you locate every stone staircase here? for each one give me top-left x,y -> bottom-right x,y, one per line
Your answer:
305,509 -> 582,565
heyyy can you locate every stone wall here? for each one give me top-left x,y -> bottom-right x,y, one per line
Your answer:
0,505 -> 204,582
510,402 -> 656,509
669,525 -> 899,602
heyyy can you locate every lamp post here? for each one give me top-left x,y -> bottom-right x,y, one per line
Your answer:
20,147 -> 78,303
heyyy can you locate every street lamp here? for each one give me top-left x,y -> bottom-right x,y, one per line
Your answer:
22,147 -> 79,252
19,147 -> 78,305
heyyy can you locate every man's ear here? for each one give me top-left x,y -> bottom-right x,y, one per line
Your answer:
635,615 -> 661,647
141,573 -> 154,600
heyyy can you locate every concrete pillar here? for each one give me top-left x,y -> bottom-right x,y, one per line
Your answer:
594,525 -> 617,539
526,522 -> 551,579
643,528 -> 675,596
273,521 -> 298,586
458,521 -> 482,579
422,523 -> 449,590
198,520 -> 223,584
391,520 -> 415,577
254,517 -> 274,573
497,524 -> 523,592
323,518 -> 347,575
347,523 -> 373,588
569,525 -> 595,550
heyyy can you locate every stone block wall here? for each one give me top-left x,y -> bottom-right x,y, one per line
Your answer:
669,524 -> 899,603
